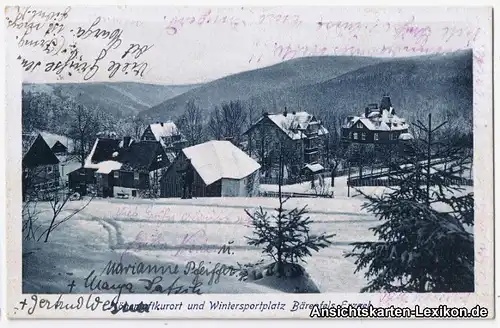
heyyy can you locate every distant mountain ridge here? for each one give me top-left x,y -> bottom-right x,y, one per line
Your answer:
141,55 -> 388,121
23,82 -> 200,117
249,50 -> 473,125
141,50 -> 473,133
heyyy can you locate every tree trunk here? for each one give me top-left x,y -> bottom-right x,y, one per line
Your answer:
426,113 -> 432,205
80,136 -> 85,168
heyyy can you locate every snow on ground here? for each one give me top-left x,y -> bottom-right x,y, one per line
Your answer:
23,194 -> 380,295
23,176 -> 473,295
58,156 -> 81,181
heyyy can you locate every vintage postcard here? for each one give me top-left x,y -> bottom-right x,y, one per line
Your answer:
4,5 -> 494,319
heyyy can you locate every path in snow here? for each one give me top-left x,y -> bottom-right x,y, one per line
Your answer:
23,197 -> 379,294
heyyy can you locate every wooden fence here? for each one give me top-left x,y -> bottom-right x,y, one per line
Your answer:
259,191 -> 334,199
348,176 -> 473,187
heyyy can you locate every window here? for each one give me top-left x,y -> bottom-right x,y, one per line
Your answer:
374,133 -> 379,141
361,133 -> 366,140
47,166 -> 53,174
157,154 -> 162,162
114,171 -> 119,178
134,172 -> 140,180
353,133 -> 358,140
356,122 -> 363,129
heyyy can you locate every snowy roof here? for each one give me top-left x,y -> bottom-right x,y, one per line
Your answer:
39,131 -> 74,152
149,122 -> 181,140
247,111 -> 329,140
182,140 -> 261,185
304,163 -> 324,173
399,132 -> 414,140
345,108 -> 409,132
95,160 -> 123,174
85,137 -> 166,172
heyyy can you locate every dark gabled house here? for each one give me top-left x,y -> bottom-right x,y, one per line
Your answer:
50,140 -> 68,155
71,136 -> 170,198
341,95 -> 412,144
141,122 -> 188,163
22,133 -> 60,200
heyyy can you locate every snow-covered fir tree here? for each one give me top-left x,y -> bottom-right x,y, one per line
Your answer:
345,114 -> 474,292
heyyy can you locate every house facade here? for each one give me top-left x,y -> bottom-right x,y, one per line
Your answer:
22,133 -> 60,200
141,122 -> 188,163
243,109 -> 329,179
75,136 -> 170,198
341,96 -> 411,144
160,140 -> 261,198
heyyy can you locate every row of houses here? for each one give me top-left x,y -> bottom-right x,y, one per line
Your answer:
22,95 -> 409,200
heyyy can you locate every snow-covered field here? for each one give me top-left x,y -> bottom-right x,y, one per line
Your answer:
22,193 -> 380,294
22,178 -> 472,295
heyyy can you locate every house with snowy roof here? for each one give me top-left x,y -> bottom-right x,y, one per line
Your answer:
341,95 -> 412,144
160,140 -> 261,198
22,133 -> 60,200
243,108 -> 329,178
38,131 -> 74,155
68,136 -> 170,198
141,122 -> 188,162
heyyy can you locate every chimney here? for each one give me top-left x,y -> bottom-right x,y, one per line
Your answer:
160,122 -> 164,127
283,106 -> 288,117
292,111 -> 296,115
380,95 -> 392,111
123,136 -> 131,148
365,107 -> 370,118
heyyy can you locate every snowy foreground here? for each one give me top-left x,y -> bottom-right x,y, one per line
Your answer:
23,179 -> 472,294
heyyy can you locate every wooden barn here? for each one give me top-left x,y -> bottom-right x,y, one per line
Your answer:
80,136 -> 170,198
22,133 -> 60,200
67,167 -> 97,196
341,95 -> 412,144
160,140 -> 261,198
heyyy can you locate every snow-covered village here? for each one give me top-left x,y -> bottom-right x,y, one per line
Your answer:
21,50 -> 474,296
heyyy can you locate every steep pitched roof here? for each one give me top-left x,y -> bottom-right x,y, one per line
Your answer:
346,110 -> 408,132
22,133 -> 60,168
39,131 -> 74,152
121,140 -> 160,171
85,138 -> 164,172
245,111 -> 329,140
148,122 -> 181,140
182,140 -> 260,185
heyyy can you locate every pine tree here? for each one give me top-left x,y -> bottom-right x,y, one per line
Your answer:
345,114 -> 474,292
245,129 -> 335,277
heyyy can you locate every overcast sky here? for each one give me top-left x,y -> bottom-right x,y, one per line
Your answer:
5,6 -> 490,85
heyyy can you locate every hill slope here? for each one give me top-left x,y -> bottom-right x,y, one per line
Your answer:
23,82 -> 199,117
142,56 -> 387,121
248,50 -> 473,129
